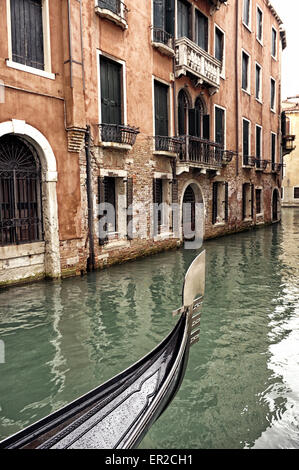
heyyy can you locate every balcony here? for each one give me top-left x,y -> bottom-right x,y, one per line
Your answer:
99,124 -> 139,150
175,37 -> 221,94
153,136 -> 181,157
222,150 -> 237,164
151,28 -> 175,57
242,155 -> 256,168
176,136 -> 224,174
271,163 -> 282,174
95,0 -> 128,30
255,159 -> 269,172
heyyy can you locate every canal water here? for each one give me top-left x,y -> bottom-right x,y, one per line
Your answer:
0,208 -> 299,449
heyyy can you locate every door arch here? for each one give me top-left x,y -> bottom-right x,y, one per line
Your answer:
181,181 -> 204,244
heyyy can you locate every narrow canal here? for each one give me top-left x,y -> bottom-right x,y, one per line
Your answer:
0,208 -> 299,449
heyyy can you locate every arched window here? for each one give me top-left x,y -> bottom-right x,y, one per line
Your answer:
0,135 -> 43,246
178,90 -> 210,139
178,89 -> 189,136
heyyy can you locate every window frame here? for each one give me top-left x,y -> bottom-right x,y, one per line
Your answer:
270,77 -> 276,112
294,187 -> 299,199
242,117 -> 251,163
271,131 -> 277,167
6,0 -> 54,80
176,0 -> 191,40
152,76 -> 173,137
255,188 -> 263,215
255,62 -> 262,102
255,124 -> 263,160
194,7 -> 209,53
242,0 -> 252,31
214,23 -> 225,79
271,26 -> 278,60
256,5 -> 263,44
241,49 -> 251,94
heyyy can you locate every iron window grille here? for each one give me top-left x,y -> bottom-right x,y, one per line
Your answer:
152,27 -> 174,49
99,124 -> 139,146
0,135 -> 43,246
154,136 -> 181,153
98,0 -> 128,22
243,155 -> 256,167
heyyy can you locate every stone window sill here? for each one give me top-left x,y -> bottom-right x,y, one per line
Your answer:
151,41 -> 175,57
95,7 -> 127,30
6,60 -> 55,80
99,141 -> 132,151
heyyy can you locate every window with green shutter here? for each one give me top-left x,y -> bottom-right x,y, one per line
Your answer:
154,81 -> 169,137
100,56 -> 122,125
195,10 -> 208,52
177,0 -> 191,39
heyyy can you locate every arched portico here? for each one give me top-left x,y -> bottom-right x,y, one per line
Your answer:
0,120 -> 61,280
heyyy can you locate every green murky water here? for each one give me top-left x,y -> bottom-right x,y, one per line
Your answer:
0,208 -> 299,449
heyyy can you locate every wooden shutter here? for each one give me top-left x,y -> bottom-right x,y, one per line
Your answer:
100,56 -> 122,125
225,182 -> 228,222
155,81 -> 169,136
242,183 -> 246,220
178,91 -> 186,136
165,0 -> 175,35
212,182 -> 218,224
242,53 -> 248,90
11,0 -> 44,70
153,0 -> 164,29
126,177 -> 133,240
271,133 -> 276,165
203,115 -> 210,140
177,0 -> 190,38
215,28 -> 223,62
243,120 -> 249,160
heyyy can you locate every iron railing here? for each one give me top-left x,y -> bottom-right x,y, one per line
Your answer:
154,136 -> 181,153
255,159 -> 269,171
98,0 -> 128,22
243,155 -> 256,167
152,28 -> 174,49
271,162 -> 282,173
99,124 -> 139,146
179,136 -> 223,168
222,150 -> 237,164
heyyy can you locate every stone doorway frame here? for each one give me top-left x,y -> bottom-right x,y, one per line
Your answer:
0,119 -> 61,278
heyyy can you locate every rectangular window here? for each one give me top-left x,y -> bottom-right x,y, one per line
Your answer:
10,0 -> 44,70
256,125 -> 262,162
243,0 -> 251,28
242,183 -> 254,220
215,26 -> 225,76
215,106 -> 225,146
153,178 -> 164,234
271,133 -> 276,169
281,187 -> 284,200
271,78 -> 276,111
100,56 -> 122,125
256,6 -> 263,42
154,80 -> 169,136
272,27 -> 277,58
242,51 -> 250,92
153,0 -> 175,42
98,176 -> 117,237
177,0 -> 191,39
255,63 -> 262,101
195,10 -> 208,52
294,188 -> 299,199
243,119 -> 250,164
256,189 -> 262,214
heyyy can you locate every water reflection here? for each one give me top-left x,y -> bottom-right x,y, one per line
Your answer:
0,210 -> 299,448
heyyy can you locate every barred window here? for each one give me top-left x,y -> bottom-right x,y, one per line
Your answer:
0,135 -> 43,246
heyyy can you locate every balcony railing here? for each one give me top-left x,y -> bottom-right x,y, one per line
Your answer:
271,162 -> 282,173
255,159 -> 269,171
175,37 -> 221,91
151,28 -> 174,56
222,150 -> 237,164
154,136 -> 181,154
243,155 -> 256,168
96,0 -> 128,29
178,136 -> 223,168
99,124 -> 139,146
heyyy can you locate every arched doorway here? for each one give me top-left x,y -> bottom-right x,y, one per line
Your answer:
0,135 -> 43,246
272,188 -> 280,222
183,185 -> 196,239
0,119 -> 60,280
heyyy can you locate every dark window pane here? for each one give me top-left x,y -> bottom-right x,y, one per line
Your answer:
215,107 -> 225,146
100,56 -> 122,125
243,0 -> 250,26
256,189 -> 262,214
256,126 -> 261,159
243,120 -> 249,158
294,188 -> 299,199
257,8 -> 263,40
271,133 -> 276,164
154,81 -> 169,136
215,27 -> 224,62
177,0 -> 190,39
272,28 -> 277,57
178,89 -> 188,136
153,0 -> 165,29
195,10 -> 208,51
11,0 -> 44,70
256,64 -> 261,99
271,79 -> 276,109
242,52 -> 249,90
103,177 -> 116,232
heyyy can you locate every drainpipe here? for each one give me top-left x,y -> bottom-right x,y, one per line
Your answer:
235,0 -> 240,176
85,125 -> 95,272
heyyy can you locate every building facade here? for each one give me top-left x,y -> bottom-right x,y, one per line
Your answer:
0,0 -> 286,287
281,98 -> 298,206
